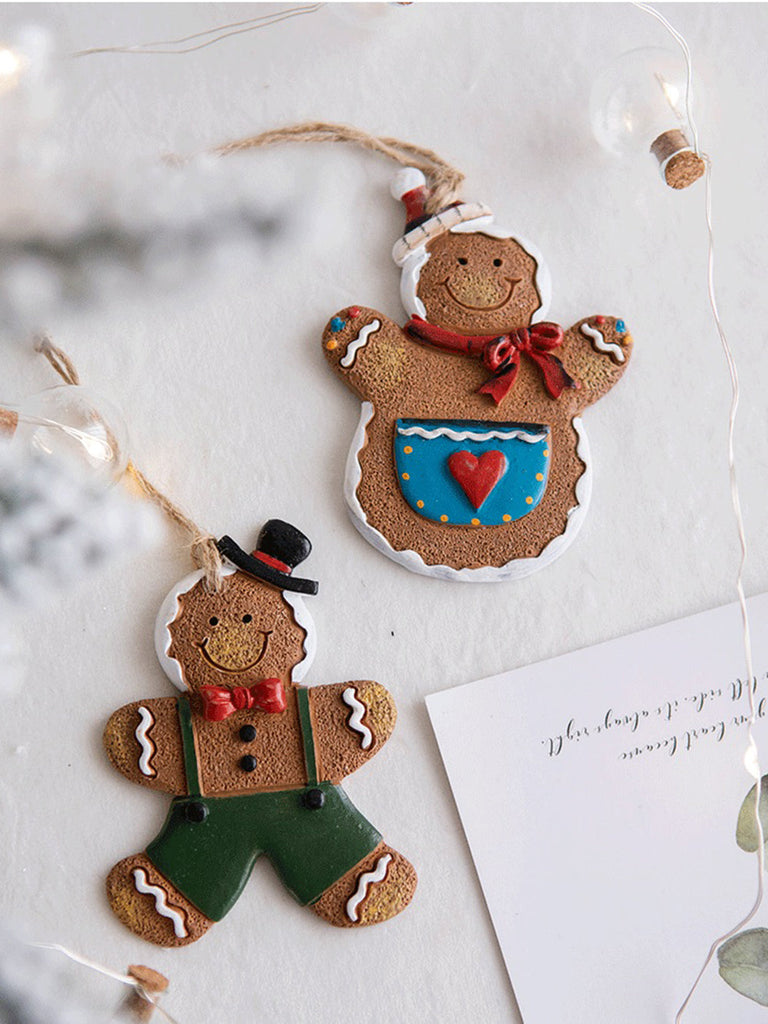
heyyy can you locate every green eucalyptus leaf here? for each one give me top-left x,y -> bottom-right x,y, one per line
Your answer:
736,775 -> 768,852
718,929 -> 768,1005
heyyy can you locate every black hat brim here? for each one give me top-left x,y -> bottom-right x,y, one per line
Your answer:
217,536 -> 319,595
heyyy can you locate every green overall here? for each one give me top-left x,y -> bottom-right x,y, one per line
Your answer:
145,692 -> 382,921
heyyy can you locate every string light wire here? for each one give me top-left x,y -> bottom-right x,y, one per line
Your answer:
631,4 -> 765,1019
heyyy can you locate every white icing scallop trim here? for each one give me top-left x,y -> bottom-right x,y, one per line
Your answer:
344,406 -> 592,582
580,322 -> 625,363
345,853 -> 392,922
132,867 -> 188,938
397,423 -> 547,444
397,218 -> 551,323
283,592 -> 316,684
135,706 -> 156,777
341,687 -> 373,749
340,319 -> 381,369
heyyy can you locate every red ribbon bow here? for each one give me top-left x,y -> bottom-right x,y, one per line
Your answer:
405,317 -> 577,405
200,679 -> 286,722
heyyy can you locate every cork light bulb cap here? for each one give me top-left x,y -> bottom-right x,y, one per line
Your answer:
650,129 -> 705,189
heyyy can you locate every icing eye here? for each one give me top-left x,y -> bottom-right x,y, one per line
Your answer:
493,259 -> 502,267
209,617 -> 218,626
242,614 -> 252,624
457,257 -> 468,266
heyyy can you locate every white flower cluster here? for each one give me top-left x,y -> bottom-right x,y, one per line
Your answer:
0,446 -> 159,607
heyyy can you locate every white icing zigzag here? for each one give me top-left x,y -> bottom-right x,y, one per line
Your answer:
340,319 -> 381,369
135,706 -> 157,777
132,867 -> 188,938
346,853 -> 392,922
580,322 -> 625,363
397,424 -> 547,444
342,687 -> 373,750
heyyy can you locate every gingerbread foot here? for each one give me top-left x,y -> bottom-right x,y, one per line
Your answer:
311,842 -> 417,927
106,853 -> 213,947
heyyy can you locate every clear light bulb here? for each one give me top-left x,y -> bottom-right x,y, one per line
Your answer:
0,385 -> 129,486
590,47 -> 705,188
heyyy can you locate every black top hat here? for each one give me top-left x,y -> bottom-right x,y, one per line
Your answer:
217,520 -> 318,595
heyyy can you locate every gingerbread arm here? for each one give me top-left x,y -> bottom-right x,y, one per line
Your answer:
322,306 -> 414,404
558,315 -> 633,412
103,697 -> 187,795
309,681 -> 397,785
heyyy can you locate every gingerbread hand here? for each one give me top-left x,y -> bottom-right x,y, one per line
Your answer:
560,315 -> 633,411
322,306 -> 413,403
104,698 -> 187,794
310,681 -> 397,785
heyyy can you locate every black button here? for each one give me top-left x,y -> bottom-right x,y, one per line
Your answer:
240,754 -> 258,772
184,801 -> 208,824
239,724 -> 257,743
303,788 -> 325,810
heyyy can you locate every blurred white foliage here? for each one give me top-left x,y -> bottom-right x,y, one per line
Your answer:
0,25 -> 292,334
0,446 -> 160,608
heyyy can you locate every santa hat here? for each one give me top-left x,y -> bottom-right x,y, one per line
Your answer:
390,168 -> 492,266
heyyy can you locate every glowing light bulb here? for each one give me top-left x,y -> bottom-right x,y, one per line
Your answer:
0,46 -> 26,95
0,385 -> 129,486
590,47 -> 705,189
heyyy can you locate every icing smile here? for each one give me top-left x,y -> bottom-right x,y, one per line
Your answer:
197,633 -> 270,674
443,278 -> 519,312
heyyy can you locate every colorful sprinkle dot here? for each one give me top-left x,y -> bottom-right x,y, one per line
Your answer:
526,496 -> 533,505
595,315 -> 606,325
348,306 -> 361,318
471,518 -> 480,526
402,472 -> 410,480
417,500 -> 424,509
536,472 -> 544,481
440,514 -> 449,522
624,332 -> 633,345
403,445 -> 413,454
543,449 -> 550,457
616,319 -> 626,334
330,317 -> 345,333
502,514 -> 512,522
325,339 -> 338,350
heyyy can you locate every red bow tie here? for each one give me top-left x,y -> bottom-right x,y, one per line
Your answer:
405,317 -> 578,405
200,679 -> 286,722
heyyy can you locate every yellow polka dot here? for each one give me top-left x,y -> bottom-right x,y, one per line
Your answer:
502,514 -> 512,522
326,339 -> 338,350
624,333 -> 633,345
536,472 -> 544,481
471,518 -> 480,526
417,500 -> 424,509
404,445 -> 413,454
402,472 -> 410,480
543,448 -> 549,457
526,496 -> 533,505
440,514 -> 449,522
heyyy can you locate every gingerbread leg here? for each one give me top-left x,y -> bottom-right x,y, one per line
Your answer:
311,842 -> 417,927
106,854 -> 213,947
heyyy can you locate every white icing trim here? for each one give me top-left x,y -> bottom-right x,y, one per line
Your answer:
341,687 -> 373,750
135,706 -> 156,777
397,220 -> 551,323
344,410 -> 592,582
283,592 -> 316,684
340,319 -> 381,369
154,566 -> 236,690
580,322 -> 625,363
132,867 -> 188,938
396,423 -> 547,444
345,853 -> 392,922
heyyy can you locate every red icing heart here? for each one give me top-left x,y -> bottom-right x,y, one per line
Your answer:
447,450 -> 507,510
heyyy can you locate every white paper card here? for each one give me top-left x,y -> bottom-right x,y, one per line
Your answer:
427,594 -> 768,1023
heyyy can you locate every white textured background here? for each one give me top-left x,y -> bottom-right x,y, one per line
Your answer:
2,3 -> 768,1022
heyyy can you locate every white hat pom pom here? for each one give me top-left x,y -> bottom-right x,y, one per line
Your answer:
390,167 -> 426,200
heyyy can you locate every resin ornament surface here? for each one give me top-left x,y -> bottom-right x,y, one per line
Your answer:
104,520 -> 416,946
323,169 -> 633,580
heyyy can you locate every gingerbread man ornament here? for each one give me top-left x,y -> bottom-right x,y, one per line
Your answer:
104,520 -> 416,945
323,169 -> 633,580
